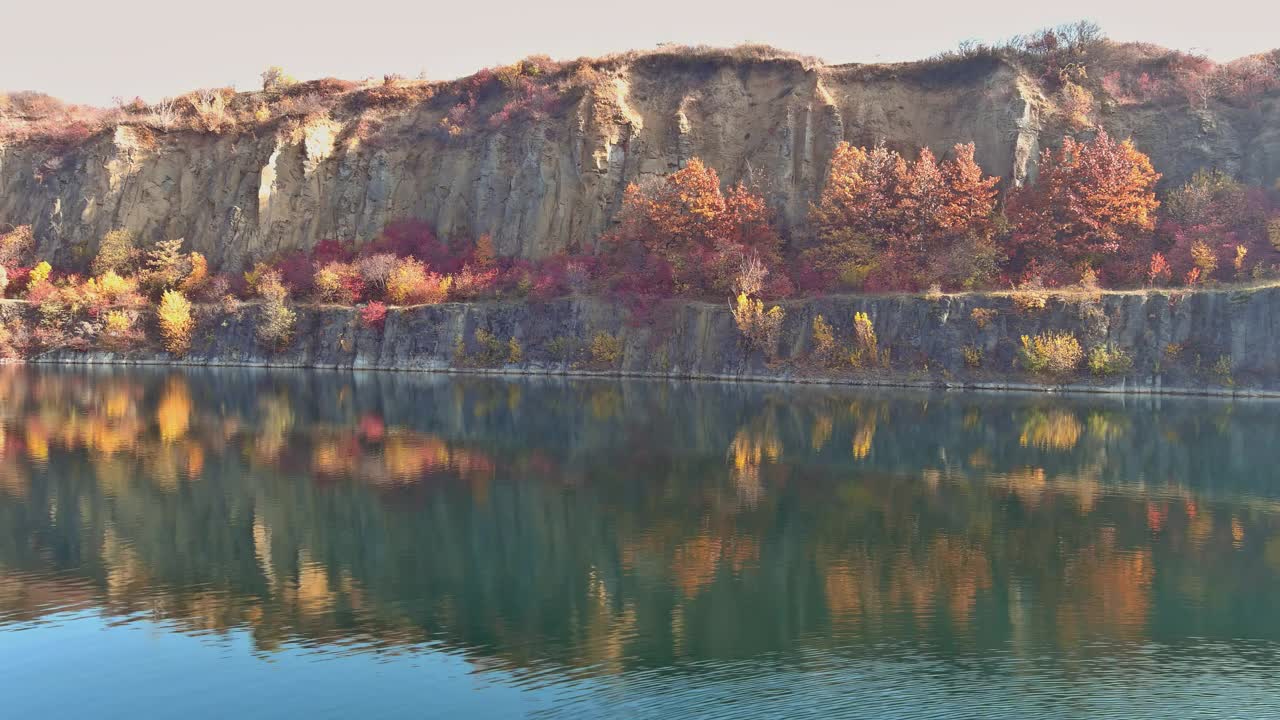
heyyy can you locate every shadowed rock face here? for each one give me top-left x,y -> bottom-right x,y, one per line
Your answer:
22,284 -> 1280,395
5,54 -> 1278,270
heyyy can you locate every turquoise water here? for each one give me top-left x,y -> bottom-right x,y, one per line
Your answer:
2,366 -> 1279,718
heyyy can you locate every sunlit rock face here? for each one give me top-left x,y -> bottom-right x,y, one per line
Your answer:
5,53 -> 1277,269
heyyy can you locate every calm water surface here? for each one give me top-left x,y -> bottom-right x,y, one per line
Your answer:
2,366 -> 1280,718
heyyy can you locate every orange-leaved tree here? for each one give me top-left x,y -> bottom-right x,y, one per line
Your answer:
805,142 -> 1000,290
606,158 -> 784,296
1007,131 -> 1160,284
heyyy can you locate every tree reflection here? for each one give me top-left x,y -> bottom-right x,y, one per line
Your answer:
0,366 -> 1279,676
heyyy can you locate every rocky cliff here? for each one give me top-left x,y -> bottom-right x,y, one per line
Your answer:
21,283 -> 1280,396
4,50 -> 1279,269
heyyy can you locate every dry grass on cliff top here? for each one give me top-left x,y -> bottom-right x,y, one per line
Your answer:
0,43 -> 825,154
5,27 -> 1279,154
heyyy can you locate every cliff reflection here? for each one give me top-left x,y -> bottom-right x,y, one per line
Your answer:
2,366 -> 1280,675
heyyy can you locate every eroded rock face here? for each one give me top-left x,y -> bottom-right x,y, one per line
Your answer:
3,56 -> 1279,269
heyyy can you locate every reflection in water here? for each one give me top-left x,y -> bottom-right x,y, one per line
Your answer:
2,366 -> 1280,717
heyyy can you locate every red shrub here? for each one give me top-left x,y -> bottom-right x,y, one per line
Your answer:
360,220 -> 443,262
4,266 -> 30,298
311,239 -> 353,265
359,301 -> 388,329
1148,252 -> 1172,286
270,250 -> 315,295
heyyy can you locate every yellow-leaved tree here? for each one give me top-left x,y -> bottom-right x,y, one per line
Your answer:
157,289 -> 194,356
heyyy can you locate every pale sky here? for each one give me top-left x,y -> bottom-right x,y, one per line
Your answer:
4,0 -> 1279,106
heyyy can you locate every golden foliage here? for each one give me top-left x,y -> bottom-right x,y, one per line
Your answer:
810,314 -> 841,367
963,345 -> 983,368
1088,344 -> 1133,377
849,312 -> 887,368
1190,240 -> 1218,279
970,307 -> 998,329
731,293 -> 784,357
157,290 -> 194,356
386,258 -> 451,305
1018,331 -> 1083,376
589,331 -> 622,367
255,273 -> 296,351
92,229 -> 136,276
29,261 -> 51,286
181,252 -> 208,292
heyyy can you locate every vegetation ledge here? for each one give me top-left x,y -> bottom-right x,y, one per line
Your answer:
6,282 -> 1279,398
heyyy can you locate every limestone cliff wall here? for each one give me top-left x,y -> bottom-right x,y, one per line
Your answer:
5,54 -> 1278,270
24,284 -> 1280,396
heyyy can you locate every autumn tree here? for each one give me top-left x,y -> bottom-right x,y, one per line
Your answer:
804,142 -> 1000,291
92,229 -> 138,277
1007,131 -> 1160,284
157,290 -> 194,356
606,158 -> 785,296
1159,169 -> 1275,282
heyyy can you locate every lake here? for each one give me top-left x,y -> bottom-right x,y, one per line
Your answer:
1,365 -> 1279,718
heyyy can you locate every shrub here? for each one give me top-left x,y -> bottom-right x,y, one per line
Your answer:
849,312 -> 888,368
589,331 -> 623,367
181,252 -> 209,292
92,229 -> 137,276
0,225 -> 34,268
0,317 -> 29,358
359,301 -> 388,329
546,335 -> 578,362
357,253 -> 398,293
451,264 -> 500,300
82,271 -> 143,310
29,261 -> 51,287
261,66 -> 296,92
313,261 -> 364,304
103,309 -> 133,336
1011,277 -> 1048,312
1147,252 -> 1172,286
970,307 -> 998,329
100,309 -> 141,350
507,337 -> 523,364
472,328 -> 507,365
963,345 -> 983,368
731,293 -> 785,358
144,239 -> 191,292
386,257 -> 451,305
157,290 -> 194,356
1088,344 -> 1134,377
1210,354 -> 1234,386
255,272 -> 296,351
1018,331 -> 1083,376
1190,239 -> 1219,280
474,234 -> 496,267
811,314 -> 841,366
